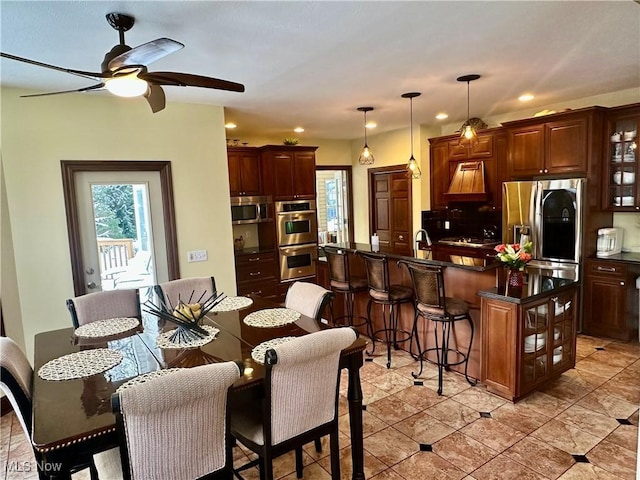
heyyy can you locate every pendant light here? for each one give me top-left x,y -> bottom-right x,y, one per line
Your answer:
457,74 -> 481,145
357,107 -> 375,165
401,92 -> 421,179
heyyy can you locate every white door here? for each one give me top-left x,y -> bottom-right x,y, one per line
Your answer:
76,171 -> 169,298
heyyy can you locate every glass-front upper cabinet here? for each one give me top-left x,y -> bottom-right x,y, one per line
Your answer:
603,104 -> 640,211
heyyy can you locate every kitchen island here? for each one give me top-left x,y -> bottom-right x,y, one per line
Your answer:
478,272 -> 580,401
318,242 -> 501,380
318,243 -> 581,402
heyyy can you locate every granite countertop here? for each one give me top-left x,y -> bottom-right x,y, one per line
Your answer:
234,247 -> 276,257
590,252 -> 640,264
477,272 -> 579,305
319,242 -> 501,272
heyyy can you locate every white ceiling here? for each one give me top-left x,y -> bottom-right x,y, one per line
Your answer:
1,1 -> 639,140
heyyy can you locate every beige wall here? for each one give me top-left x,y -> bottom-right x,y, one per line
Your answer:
1,87 -> 236,359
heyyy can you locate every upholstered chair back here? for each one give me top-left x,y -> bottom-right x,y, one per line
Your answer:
0,336 -> 33,437
155,276 -> 216,310
284,281 -> 333,321
67,289 -> 141,327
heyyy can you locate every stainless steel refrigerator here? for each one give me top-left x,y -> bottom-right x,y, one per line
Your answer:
502,178 -> 585,279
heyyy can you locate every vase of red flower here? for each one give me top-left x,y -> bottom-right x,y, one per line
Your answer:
494,242 -> 533,292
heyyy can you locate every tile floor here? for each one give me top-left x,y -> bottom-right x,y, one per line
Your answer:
1,334 -> 638,480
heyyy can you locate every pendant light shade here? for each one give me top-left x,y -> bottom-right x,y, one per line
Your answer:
357,107 -> 375,165
457,74 -> 481,145
402,92 -> 421,179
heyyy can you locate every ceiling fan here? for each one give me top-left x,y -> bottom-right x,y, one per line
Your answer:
0,12 -> 245,113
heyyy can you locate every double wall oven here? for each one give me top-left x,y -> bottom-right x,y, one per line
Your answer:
276,200 -> 318,281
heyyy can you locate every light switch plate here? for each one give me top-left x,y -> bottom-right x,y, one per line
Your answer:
187,250 -> 208,262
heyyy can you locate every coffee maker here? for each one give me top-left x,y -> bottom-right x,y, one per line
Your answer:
596,228 -> 623,257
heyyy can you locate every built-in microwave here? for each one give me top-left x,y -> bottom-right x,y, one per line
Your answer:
231,196 -> 271,225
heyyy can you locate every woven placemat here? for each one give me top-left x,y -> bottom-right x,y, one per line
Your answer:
38,349 -> 123,381
243,308 -> 301,328
251,337 -> 297,364
156,324 -> 220,349
74,317 -> 140,338
211,296 -> 253,312
116,368 -> 184,392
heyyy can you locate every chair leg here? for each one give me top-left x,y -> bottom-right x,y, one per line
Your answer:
411,313 -> 424,379
384,304 -> 392,369
329,429 -> 341,480
261,455 -> 273,480
435,322 -> 445,396
365,299 -> 376,356
464,315 -> 477,386
295,447 -> 303,479
314,437 -> 323,453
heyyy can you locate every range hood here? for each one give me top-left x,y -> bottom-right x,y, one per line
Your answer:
444,161 -> 489,202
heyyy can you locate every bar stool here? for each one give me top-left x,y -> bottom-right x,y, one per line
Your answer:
323,247 -> 373,336
398,260 -> 476,395
358,252 -> 414,369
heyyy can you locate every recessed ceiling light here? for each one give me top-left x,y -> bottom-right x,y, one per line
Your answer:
294,127 -> 305,133
518,94 -> 535,102
365,121 -> 377,129
435,113 -> 449,120
225,122 -> 237,129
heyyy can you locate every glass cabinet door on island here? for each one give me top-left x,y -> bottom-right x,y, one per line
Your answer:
603,104 -> 639,211
480,281 -> 578,401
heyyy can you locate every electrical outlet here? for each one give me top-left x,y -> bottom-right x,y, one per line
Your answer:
444,221 -> 450,230
187,250 -> 208,262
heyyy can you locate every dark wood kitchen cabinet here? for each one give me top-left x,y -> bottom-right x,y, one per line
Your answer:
481,283 -> 578,401
260,146 -> 318,201
235,250 -> 278,299
227,147 -> 262,196
428,128 -> 507,210
503,107 -> 605,179
601,103 -> 640,211
582,259 -> 639,341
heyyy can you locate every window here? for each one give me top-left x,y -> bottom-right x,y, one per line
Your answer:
315,167 -> 353,244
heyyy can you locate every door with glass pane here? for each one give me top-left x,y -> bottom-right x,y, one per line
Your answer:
315,167 -> 353,244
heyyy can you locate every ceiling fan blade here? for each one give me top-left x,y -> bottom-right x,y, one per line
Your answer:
20,83 -> 105,98
108,38 -> 184,71
144,84 -> 166,113
140,71 -> 245,93
1,52 -> 107,80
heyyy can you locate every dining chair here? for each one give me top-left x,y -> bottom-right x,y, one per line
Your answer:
230,327 -> 358,480
66,289 -> 142,328
398,260 -> 476,395
284,281 -> 334,324
154,276 -> 217,310
0,336 -> 99,480
93,360 -> 243,480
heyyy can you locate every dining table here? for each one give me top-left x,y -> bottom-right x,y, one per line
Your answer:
31,295 -> 368,480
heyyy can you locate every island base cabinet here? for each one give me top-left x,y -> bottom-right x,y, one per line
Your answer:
481,300 -> 517,400
481,284 -> 578,402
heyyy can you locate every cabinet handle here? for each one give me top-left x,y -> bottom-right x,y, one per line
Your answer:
544,169 -> 548,173
250,290 -> 262,295
248,257 -> 261,262
399,235 -> 404,240
249,271 -> 261,276
621,282 -> 625,286
539,169 -> 543,173
596,266 -> 616,272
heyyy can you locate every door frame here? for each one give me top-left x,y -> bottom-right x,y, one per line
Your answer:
315,165 -> 355,243
367,165 -> 413,238
61,160 -> 179,296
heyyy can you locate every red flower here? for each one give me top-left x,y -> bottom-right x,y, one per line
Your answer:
494,244 -> 506,253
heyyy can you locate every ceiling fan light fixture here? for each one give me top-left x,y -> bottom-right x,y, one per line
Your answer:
457,74 -> 481,146
401,92 -> 421,179
357,107 -> 375,165
105,75 -> 148,97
